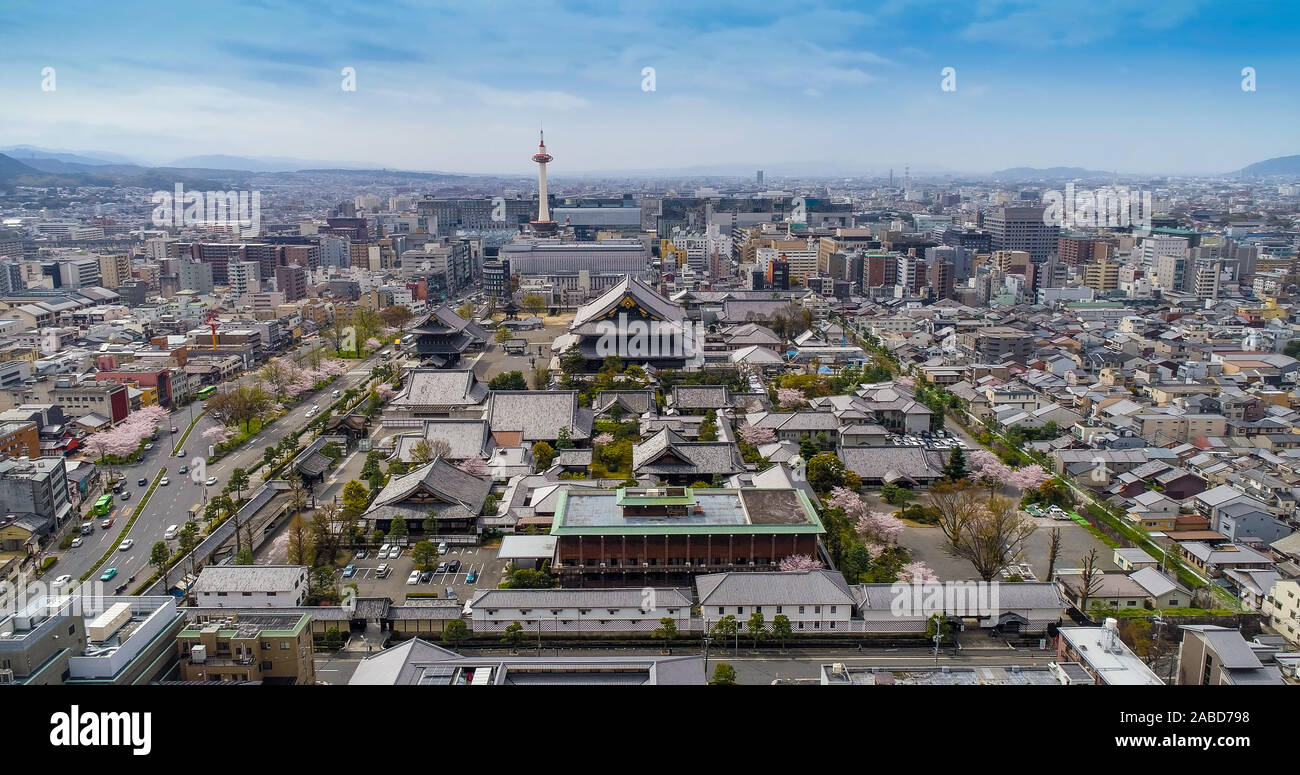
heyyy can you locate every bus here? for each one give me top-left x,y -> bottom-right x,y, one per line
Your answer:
94,494 -> 113,516
196,385 -> 217,400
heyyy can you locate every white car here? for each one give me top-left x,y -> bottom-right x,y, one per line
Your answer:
118,539 -> 134,551
387,546 -> 402,559
378,543 -> 392,557
159,477 -> 170,486
52,574 -> 73,589
406,570 -> 421,585
70,537 -> 83,548
205,476 -> 218,486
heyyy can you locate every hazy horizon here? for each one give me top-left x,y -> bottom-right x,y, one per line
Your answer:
3,0 -> 1298,177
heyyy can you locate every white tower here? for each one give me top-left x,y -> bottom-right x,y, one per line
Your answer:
529,131 -> 557,236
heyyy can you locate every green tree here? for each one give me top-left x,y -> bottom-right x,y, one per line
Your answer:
502,621 -> 525,649
412,540 -> 439,571
235,547 -> 254,565
533,441 -> 556,469
806,452 -> 845,493
652,617 -> 678,643
747,611 -> 767,649
442,619 -> 470,648
389,517 -> 408,542
799,438 -> 820,460
522,295 -> 547,316
881,483 -> 914,506
555,427 -> 574,450
771,614 -> 793,650
456,302 -> 475,320
711,614 -> 739,648
488,371 -> 528,390
1286,339 -> 1300,359
149,541 -> 171,578
942,445 -> 968,481
341,480 -> 370,519
228,467 -> 250,504
710,662 -> 738,685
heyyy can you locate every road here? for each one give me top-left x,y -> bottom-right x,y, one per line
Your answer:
49,341 -> 387,595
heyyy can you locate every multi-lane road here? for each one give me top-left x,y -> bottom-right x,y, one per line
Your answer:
48,342 -> 387,595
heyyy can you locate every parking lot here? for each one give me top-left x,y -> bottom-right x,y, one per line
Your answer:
890,429 -> 968,452
339,544 -> 509,602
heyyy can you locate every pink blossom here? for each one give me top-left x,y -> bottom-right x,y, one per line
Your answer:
375,384 -> 395,401
776,388 -> 805,409
83,425 -> 140,459
778,554 -> 826,572
967,449 -> 1013,485
202,426 -> 235,444
1008,465 -> 1052,492
456,457 -> 489,476
894,375 -> 916,389
899,561 -> 938,583
593,433 -> 615,446
856,510 -> 904,543
737,424 -> 776,445
364,337 -> 381,352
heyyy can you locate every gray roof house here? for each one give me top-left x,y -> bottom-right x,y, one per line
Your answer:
363,457 -> 491,535
486,390 -> 592,445
631,427 -> 744,483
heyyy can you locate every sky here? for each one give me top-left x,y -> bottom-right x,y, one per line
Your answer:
0,0 -> 1297,176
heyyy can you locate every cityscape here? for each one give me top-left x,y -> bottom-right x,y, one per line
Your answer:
0,0 -> 1295,743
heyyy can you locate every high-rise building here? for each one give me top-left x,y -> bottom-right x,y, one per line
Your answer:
756,170 -> 764,185
985,206 -> 1059,263
96,253 -> 132,289
228,260 -> 261,297
1083,257 -> 1121,293
275,264 -> 309,302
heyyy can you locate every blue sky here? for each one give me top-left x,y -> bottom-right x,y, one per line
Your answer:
1,0 -> 1297,175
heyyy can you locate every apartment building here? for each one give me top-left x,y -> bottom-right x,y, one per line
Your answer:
175,613 -> 316,684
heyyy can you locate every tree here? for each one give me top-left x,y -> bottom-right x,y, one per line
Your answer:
930,482 -> 1037,581
287,514 -> 315,567
942,446 -> 968,481
412,540 -> 439,571
555,427 -> 574,450
379,304 -> 413,329
389,517 -> 408,542
530,368 -> 551,391
456,301 -> 475,320
341,480 -> 370,520
149,541 -> 171,580
806,452 -> 845,493
235,547 -> 254,565
522,294 -> 546,316
178,522 -> 200,577
532,441 -> 555,469
488,371 -> 527,390
771,614 -> 793,650
502,621 -> 525,649
880,483 -> 914,506
442,619 -> 470,649
651,617 -> 678,643
711,614 -> 739,647
1046,526 -> 1063,580
228,467 -> 250,504
710,663 -> 738,685
747,611 -> 767,649
1078,547 -> 1104,612
799,437 -> 820,460
493,327 -> 511,345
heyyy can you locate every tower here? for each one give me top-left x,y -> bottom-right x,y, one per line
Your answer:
529,131 -> 558,237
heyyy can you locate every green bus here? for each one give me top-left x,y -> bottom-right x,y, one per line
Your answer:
94,494 -> 113,515
196,385 -> 217,400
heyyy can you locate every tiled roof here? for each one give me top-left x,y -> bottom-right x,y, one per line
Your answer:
697,570 -> 856,607
487,391 -> 591,441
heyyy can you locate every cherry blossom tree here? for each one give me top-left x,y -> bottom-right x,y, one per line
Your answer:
364,337 -> 382,353
776,388 -> 805,409
456,457 -> 489,477
202,426 -> 235,445
856,510 -> 904,544
1008,465 -> 1052,492
593,433 -> 615,446
899,560 -> 939,583
778,554 -> 826,572
375,384 -> 395,402
967,450 -> 1013,490
737,424 -> 776,445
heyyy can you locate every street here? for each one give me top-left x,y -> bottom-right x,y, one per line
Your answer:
46,342 -> 386,596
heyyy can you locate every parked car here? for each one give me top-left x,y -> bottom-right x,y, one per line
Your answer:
355,549 -> 368,560
342,564 -> 356,578
419,570 -> 433,583
406,570 -> 421,585
118,539 -> 134,551
387,546 -> 401,559
378,543 -> 391,558
444,587 -> 456,599
375,563 -> 390,578
437,542 -> 448,555
465,569 -> 477,583
436,561 -> 448,574
100,568 -> 118,582
447,560 -> 461,574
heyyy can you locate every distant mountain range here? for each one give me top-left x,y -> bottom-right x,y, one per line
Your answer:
1235,155 -> 1300,177
988,166 -> 1118,180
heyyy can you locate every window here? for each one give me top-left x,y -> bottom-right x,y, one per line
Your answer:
798,606 -> 805,614
280,641 -> 291,650
737,607 -> 744,615
814,606 -> 821,614
718,607 -> 724,615
830,606 -> 837,614
776,606 -> 783,614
